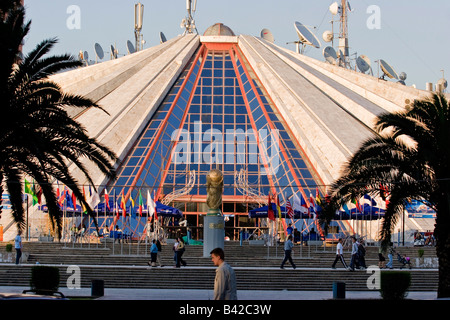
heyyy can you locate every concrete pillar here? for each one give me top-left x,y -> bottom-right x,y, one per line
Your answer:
425,82 -> 433,91
203,212 -> 225,257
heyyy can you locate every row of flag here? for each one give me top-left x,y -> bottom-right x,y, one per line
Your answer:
268,185 -> 390,221
23,179 -> 158,219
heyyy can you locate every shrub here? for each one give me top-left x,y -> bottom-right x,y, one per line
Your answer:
5,243 -> 13,252
30,266 -> 60,294
418,248 -> 424,258
380,271 -> 411,300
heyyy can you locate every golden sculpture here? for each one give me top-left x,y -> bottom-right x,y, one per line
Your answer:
206,169 -> 223,212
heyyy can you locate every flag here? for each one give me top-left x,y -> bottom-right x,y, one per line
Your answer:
36,185 -> 43,205
309,192 -> 315,215
58,186 -> 67,206
130,195 -> 136,218
352,197 -> 361,212
276,195 -> 282,219
82,186 -> 87,214
104,189 -> 110,211
24,179 -> 38,205
65,191 -> 74,211
56,181 -> 60,199
88,186 -> 100,209
267,194 -> 275,221
121,190 -> 126,218
293,193 -> 309,215
315,188 -> 323,211
72,191 -> 77,211
138,190 -> 144,216
147,190 -> 156,219
286,199 -> 294,219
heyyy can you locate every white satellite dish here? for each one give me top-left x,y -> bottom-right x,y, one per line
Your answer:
160,32 -> 167,44
329,2 -> 340,15
261,28 -> 275,43
94,43 -> 104,61
438,77 -> 448,89
323,46 -> 337,65
379,59 -> 399,80
294,21 -> 321,49
356,55 -> 371,73
127,40 -> 135,54
322,30 -> 333,43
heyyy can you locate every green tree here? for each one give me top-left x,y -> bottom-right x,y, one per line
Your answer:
321,93 -> 450,298
0,1 -> 117,238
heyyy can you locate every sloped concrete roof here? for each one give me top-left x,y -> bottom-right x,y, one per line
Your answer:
50,33 -> 438,188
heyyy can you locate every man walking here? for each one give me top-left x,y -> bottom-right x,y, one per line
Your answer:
331,238 -> 348,269
14,230 -> 22,265
210,247 -> 237,300
348,236 -> 359,271
280,235 -> 296,269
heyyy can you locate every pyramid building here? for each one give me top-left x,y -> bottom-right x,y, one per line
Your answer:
46,23 -> 438,240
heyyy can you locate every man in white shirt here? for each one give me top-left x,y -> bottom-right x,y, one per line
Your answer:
331,238 -> 348,269
14,231 -> 22,265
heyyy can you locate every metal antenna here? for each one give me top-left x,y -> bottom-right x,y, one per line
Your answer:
181,0 -> 198,35
134,2 -> 144,51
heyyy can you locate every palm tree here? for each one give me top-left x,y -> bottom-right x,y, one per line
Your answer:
321,93 -> 450,298
0,2 -> 117,239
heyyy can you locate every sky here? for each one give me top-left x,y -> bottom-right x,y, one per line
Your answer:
22,0 -> 450,90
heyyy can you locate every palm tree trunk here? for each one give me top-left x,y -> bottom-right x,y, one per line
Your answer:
436,188 -> 450,298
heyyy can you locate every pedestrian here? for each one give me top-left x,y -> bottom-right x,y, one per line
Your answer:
175,237 -> 187,268
378,246 -> 386,269
386,242 -> 395,269
286,223 -> 294,236
148,239 -> 158,267
280,235 -> 296,269
210,247 -> 237,300
348,236 -> 359,271
14,230 -> 22,265
331,238 -> 348,269
155,238 -> 164,267
357,239 -> 367,270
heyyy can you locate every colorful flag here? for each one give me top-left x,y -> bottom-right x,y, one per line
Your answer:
352,197 -> 361,212
121,190 -> 126,218
309,192 -> 315,216
58,186 -> 67,206
286,199 -> 294,219
72,191 -> 77,211
130,195 -> 136,218
267,194 -> 275,221
276,195 -> 282,219
24,179 -> 38,205
138,190 -> 144,216
104,189 -> 110,211
82,186 -> 87,214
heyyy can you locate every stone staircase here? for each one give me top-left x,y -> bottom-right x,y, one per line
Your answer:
0,241 -> 439,292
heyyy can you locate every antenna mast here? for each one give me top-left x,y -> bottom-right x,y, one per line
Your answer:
134,2 -> 144,51
339,0 -> 349,64
181,0 -> 198,35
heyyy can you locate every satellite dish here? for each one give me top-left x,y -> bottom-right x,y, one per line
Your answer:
329,2 -> 340,15
356,55 -> 371,73
399,72 -> 407,81
110,45 -> 118,59
261,28 -> 275,43
126,40 -> 135,54
83,51 -> 89,61
322,30 -> 333,43
160,32 -> 167,44
379,59 -> 399,80
294,21 -> 321,49
94,43 -> 104,60
323,46 -> 337,65
438,77 -> 448,89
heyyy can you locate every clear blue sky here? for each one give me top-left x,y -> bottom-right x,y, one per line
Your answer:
23,0 -> 449,90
